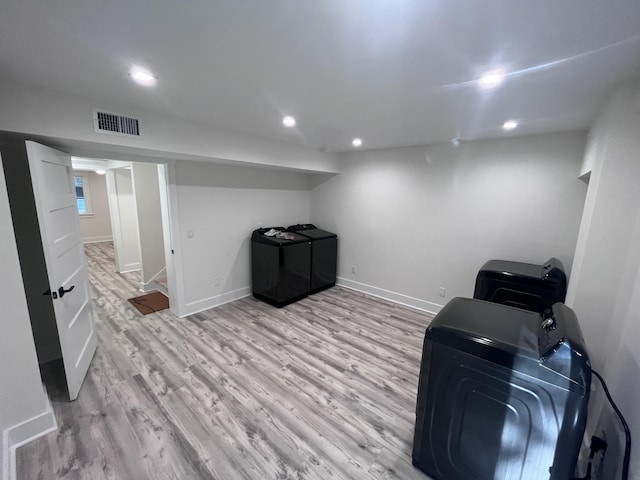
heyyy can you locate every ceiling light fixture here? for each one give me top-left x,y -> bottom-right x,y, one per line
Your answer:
503,120 -> 518,130
352,138 -> 363,147
282,116 -> 296,128
129,67 -> 157,86
479,70 -> 505,89
95,170 -> 106,175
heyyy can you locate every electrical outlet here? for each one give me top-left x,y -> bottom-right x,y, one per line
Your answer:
214,277 -> 220,287
439,287 -> 446,297
352,265 -> 357,274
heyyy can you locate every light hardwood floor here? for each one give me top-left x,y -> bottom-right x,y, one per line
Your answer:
17,242 -> 434,480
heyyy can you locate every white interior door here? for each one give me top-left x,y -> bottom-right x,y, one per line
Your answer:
26,141 -> 97,401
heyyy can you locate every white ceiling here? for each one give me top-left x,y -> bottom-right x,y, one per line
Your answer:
1,0 -> 639,151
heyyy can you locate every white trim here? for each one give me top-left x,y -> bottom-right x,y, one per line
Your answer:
181,287 -> 252,318
82,235 -> 113,244
118,262 -> 141,273
139,279 -> 165,294
162,163 -> 186,318
106,169 -> 124,272
336,277 -> 443,315
3,400 -> 57,480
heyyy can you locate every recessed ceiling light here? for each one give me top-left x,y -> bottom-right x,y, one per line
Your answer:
95,170 -> 106,175
479,70 -> 505,89
282,116 -> 296,128
352,138 -> 363,147
129,67 -> 157,86
503,120 -> 518,130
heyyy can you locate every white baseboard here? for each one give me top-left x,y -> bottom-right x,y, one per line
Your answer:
82,236 -> 113,244
139,280 -> 168,295
139,280 -> 162,293
181,286 -> 251,317
336,277 -> 443,315
180,281 -> 442,318
3,401 -> 57,480
119,263 -> 141,274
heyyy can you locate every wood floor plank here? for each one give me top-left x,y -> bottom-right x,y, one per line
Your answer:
16,241 -> 435,480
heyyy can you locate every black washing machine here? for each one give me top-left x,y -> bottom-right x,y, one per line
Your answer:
474,257 -> 567,313
412,297 -> 591,480
251,227 -> 311,307
287,224 -> 337,294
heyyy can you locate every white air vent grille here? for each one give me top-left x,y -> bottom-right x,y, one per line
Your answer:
93,109 -> 140,137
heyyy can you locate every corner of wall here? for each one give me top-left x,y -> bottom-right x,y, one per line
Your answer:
2,389 -> 56,480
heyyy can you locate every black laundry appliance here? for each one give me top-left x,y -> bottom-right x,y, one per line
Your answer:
287,224 -> 337,294
474,257 -> 567,313
251,227 -> 311,307
412,298 -> 591,480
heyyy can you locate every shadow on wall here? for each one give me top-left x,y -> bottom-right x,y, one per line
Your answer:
310,173 -> 337,189
176,160 -> 325,191
227,236 -> 251,293
594,345 -> 638,480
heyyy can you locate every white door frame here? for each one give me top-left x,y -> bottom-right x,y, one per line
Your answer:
106,160 -> 184,317
158,162 -> 186,317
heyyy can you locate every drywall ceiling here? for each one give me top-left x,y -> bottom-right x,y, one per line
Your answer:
1,0 -> 639,151
71,157 -> 109,171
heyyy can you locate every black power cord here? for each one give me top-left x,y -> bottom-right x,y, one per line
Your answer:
592,369 -> 632,480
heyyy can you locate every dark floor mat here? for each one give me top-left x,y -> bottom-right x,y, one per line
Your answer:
128,291 -> 169,315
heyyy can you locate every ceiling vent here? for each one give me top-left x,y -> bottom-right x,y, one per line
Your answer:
93,109 -> 140,137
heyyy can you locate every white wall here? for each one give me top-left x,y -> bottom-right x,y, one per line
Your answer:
0,154 -> 55,480
131,162 -> 165,291
566,84 -> 640,479
311,131 -> 588,312
107,168 -> 141,273
0,80 -> 338,174
171,161 -> 311,316
78,171 -> 112,243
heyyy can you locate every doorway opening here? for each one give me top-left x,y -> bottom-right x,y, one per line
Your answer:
1,137 -> 178,405
71,157 -> 174,305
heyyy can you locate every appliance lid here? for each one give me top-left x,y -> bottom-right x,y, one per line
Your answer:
427,297 -> 541,359
287,224 -> 336,240
295,229 -> 336,240
252,227 -> 310,245
479,259 -> 543,279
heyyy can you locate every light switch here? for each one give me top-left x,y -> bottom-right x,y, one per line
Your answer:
187,229 -> 194,238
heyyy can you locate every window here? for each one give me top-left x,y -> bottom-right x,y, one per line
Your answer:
73,173 -> 93,215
